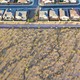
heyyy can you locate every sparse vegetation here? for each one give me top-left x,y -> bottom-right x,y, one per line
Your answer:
0,28 -> 80,80
27,18 -> 34,22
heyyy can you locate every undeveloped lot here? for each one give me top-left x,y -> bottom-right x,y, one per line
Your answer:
0,28 -> 80,80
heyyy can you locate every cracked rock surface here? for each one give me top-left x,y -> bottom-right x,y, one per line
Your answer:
0,28 -> 80,80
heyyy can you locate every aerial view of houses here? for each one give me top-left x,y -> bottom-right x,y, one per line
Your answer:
0,0 -> 80,22
0,1 -> 80,80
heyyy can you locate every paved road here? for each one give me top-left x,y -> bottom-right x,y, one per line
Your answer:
0,24 -> 80,28
42,5 -> 80,9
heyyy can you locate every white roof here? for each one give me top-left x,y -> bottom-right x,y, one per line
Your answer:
1,0 -> 10,3
39,10 -> 48,20
15,11 -> 27,20
3,10 -> 14,20
70,0 -> 77,3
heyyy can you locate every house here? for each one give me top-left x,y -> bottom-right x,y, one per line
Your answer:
59,8 -> 69,21
70,0 -> 77,3
15,11 -> 27,20
64,0 -> 69,3
39,10 -> 48,21
18,0 -> 27,3
18,0 -> 32,3
42,0 -> 54,4
49,9 -> 59,21
0,9 -> 4,20
0,0 -> 10,3
70,9 -> 80,20
3,9 -> 14,20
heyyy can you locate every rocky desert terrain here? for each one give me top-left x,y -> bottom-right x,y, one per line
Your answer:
0,28 -> 80,80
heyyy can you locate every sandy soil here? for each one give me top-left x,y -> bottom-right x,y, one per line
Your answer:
0,28 -> 80,80
0,21 -> 80,25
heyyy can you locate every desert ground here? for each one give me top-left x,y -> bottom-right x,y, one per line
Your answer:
0,28 -> 80,80
0,21 -> 80,25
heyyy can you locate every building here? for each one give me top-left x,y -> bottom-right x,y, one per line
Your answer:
3,9 -> 14,20
39,10 -> 48,21
49,9 -> 59,20
0,0 -> 10,3
70,9 -> 80,20
70,0 -> 77,3
59,8 -> 69,21
0,0 -> 32,4
15,11 -> 27,20
0,9 -> 4,20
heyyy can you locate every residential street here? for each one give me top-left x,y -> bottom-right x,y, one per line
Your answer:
0,24 -> 80,28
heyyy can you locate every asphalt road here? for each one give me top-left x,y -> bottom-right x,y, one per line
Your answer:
42,5 -> 80,9
0,24 -> 80,28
